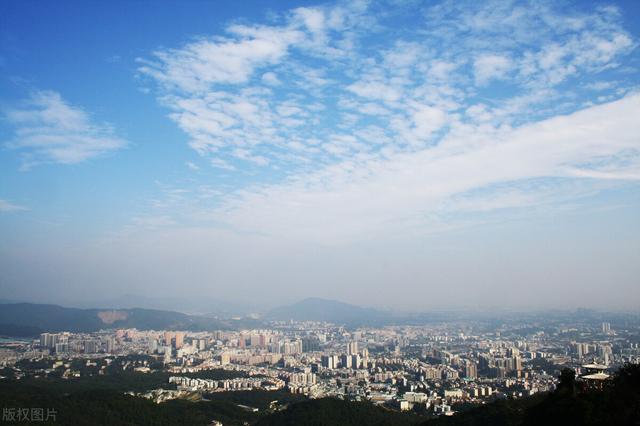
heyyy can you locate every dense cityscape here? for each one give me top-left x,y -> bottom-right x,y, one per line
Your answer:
2,309 -> 639,423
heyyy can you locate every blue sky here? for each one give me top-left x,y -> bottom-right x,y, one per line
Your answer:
1,0 -> 639,310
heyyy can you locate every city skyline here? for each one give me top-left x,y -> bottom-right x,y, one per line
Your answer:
2,305 -> 637,424
1,0 -> 640,310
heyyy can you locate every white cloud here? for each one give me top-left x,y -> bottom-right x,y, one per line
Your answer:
411,105 -> 448,140
4,91 -> 126,168
428,61 -> 459,81
0,199 -> 28,212
261,72 -> 281,86
293,7 -> 325,34
584,81 -> 617,91
465,104 -> 492,123
138,1 -> 635,174
186,161 -> 200,171
474,54 -> 512,85
135,0 -> 638,242
346,79 -> 402,102
232,148 -> 269,166
135,2 -> 393,170
139,26 -> 303,92
211,94 -> 640,243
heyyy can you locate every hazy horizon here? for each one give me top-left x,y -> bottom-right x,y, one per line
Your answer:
1,0 -> 639,312
3,293 -> 640,316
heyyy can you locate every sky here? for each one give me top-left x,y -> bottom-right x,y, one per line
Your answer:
0,0 -> 639,312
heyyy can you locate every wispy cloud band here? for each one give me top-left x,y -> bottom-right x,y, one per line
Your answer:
0,199 -> 28,212
134,0 -> 639,242
4,90 -> 127,169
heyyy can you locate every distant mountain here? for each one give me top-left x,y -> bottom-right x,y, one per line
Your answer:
0,303 -> 261,337
266,298 -> 392,327
68,294 -> 256,316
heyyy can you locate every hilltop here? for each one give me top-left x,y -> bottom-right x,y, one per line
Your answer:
265,297 -> 392,327
0,303 -> 260,336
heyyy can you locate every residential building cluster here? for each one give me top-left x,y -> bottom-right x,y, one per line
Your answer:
1,316 -> 638,417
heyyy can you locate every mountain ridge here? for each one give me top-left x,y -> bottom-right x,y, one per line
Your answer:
265,297 -> 392,326
0,303 -> 259,336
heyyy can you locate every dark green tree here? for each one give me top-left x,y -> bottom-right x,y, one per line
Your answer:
557,368 -> 575,396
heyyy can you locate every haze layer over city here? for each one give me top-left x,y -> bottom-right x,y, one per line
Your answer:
1,0 -> 639,312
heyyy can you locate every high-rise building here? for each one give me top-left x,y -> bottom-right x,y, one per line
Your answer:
106,338 -> 115,353
465,361 -> 478,379
576,342 -> 588,359
175,332 -> 185,349
361,348 -> 369,368
55,342 -> 69,354
269,341 -> 281,354
250,334 -> 261,347
283,340 -> 302,355
513,356 -> 522,371
164,331 -> 175,347
351,354 -> 361,369
163,347 -> 172,363
321,355 -> 338,369
40,333 -> 58,349
602,322 -> 611,333
341,354 -> 352,369
490,366 -> 506,379
321,355 -> 330,369
302,337 -> 320,352
289,372 -> 317,386
478,354 -> 490,370
347,341 -> 358,355
197,339 -> 206,351
84,340 -> 99,353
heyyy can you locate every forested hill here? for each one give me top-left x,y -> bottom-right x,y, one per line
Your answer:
0,303 -> 260,336
0,363 -> 637,425
254,398 -> 423,426
425,364 -> 640,426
